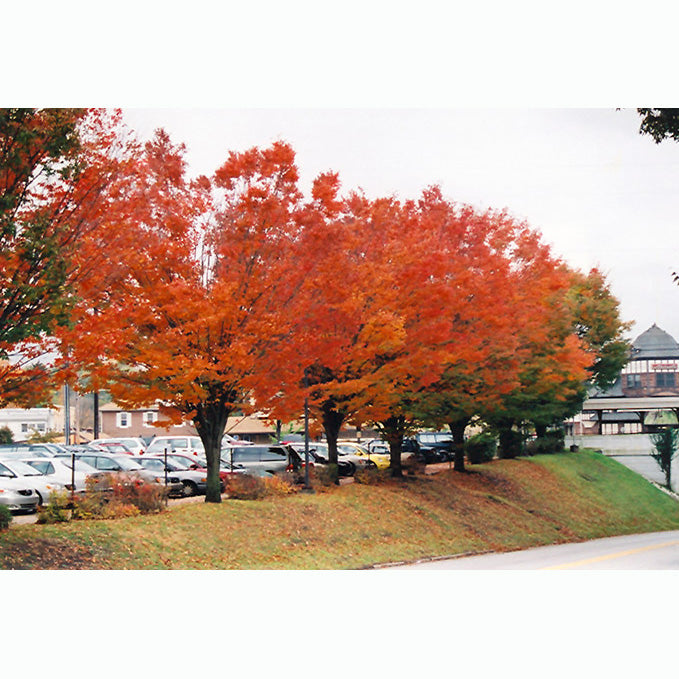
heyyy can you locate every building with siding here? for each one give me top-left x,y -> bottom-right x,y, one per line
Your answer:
99,402 -> 277,443
0,407 -> 65,442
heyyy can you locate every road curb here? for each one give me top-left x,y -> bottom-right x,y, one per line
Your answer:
360,549 -> 494,569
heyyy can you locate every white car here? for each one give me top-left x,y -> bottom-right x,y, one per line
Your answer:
91,437 -> 147,455
0,459 -> 66,506
145,436 -> 205,457
0,464 -> 39,513
20,457 -> 99,493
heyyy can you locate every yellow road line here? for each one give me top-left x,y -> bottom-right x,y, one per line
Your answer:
542,540 -> 679,570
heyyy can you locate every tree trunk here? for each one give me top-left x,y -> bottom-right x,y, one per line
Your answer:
321,402 -> 345,466
382,416 -> 406,478
448,415 -> 471,472
194,399 -> 231,503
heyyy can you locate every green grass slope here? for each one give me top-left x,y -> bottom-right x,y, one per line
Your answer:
1,450 -> 677,569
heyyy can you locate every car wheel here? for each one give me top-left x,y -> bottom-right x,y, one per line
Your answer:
36,492 -> 43,506
182,481 -> 198,497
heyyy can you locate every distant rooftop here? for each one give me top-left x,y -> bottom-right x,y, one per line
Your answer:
630,323 -> 679,360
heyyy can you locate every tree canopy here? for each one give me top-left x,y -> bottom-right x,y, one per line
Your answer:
0,112 -> 631,493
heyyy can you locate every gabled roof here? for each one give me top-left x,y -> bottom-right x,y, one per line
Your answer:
630,323 -> 679,360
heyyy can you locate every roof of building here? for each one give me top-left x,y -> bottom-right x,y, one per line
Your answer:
588,376 -> 624,398
630,323 -> 679,360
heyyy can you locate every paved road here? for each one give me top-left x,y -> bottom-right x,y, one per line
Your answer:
392,530 -> 679,569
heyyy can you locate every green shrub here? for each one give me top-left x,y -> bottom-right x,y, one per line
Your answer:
526,430 -> 565,455
0,426 -> 13,445
498,428 -> 524,459
37,490 -> 72,524
465,432 -> 497,464
0,504 -> 12,530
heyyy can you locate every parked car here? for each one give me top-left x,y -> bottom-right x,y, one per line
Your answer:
20,457 -> 100,493
91,437 -> 146,455
223,433 -> 253,446
364,439 -> 391,455
145,436 -> 205,457
0,443 -> 57,458
90,441 -> 136,456
337,442 -> 390,469
294,442 -> 377,474
136,457 -> 224,496
288,444 -> 355,477
221,444 -> 293,475
0,461 -> 39,513
0,458 -> 66,505
402,437 -> 450,463
55,451 -> 184,495
147,453 -> 245,485
412,432 -> 454,460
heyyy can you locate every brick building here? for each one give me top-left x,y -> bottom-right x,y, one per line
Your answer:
578,323 -> 679,434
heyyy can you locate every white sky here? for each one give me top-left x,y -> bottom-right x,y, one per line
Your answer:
123,107 -> 679,344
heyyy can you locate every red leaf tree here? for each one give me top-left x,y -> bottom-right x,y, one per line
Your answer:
62,136 -> 322,501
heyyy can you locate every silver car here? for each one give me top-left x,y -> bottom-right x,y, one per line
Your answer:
20,457 -> 99,493
0,459 -> 67,505
221,445 -> 292,475
57,452 -> 184,496
136,457 -> 217,496
0,461 -> 39,513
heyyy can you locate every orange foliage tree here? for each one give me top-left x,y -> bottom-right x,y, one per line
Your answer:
482,239 -> 594,457
0,108 -> 138,406
61,135 -> 325,501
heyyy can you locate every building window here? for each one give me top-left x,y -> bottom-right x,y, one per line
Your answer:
143,411 -> 157,427
21,423 -> 28,433
656,372 -> 676,388
626,374 -> 641,389
117,412 -> 131,428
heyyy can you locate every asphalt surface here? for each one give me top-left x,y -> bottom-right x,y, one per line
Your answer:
391,530 -> 679,569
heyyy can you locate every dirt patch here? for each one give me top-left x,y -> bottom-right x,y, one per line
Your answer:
0,537 -> 100,570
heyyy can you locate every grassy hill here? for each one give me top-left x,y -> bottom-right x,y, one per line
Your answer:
1,449 -> 678,569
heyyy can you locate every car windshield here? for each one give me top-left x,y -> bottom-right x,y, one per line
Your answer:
167,458 -> 191,470
7,460 -> 43,476
57,458 -> 97,472
165,460 -> 189,471
111,456 -> 143,471
73,460 -> 98,473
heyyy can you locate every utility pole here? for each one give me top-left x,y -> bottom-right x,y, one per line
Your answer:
63,384 -> 70,445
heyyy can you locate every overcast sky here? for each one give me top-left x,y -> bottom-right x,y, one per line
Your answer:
123,107 -> 679,344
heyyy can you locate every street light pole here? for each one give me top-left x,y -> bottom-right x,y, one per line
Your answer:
302,367 -> 314,493
64,384 -> 70,446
